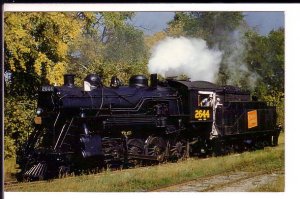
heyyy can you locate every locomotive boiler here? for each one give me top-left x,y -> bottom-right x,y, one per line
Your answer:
16,73 -> 281,181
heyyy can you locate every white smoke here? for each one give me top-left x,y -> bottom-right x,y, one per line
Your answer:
224,30 -> 258,90
148,37 -> 223,82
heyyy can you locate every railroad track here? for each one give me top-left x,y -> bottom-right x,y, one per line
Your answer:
4,180 -> 51,191
151,170 -> 284,192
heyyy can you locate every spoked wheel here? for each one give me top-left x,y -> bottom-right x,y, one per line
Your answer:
146,136 -> 167,162
127,139 -> 145,166
127,139 -> 144,155
169,139 -> 188,161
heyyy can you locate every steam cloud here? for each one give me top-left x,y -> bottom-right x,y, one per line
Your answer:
223,30 -> 258,90
148,37 -> 223,82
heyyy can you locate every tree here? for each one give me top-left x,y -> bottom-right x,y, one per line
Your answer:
144,31 -> 167,50
245,28 -> 284,98
4,12 -> 84,96
4,12 -> 85,158
68,12 -> 149,86
166,12 -> 190,37
167,12 -> 246,48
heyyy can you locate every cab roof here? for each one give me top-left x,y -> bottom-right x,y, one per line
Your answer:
167,79 -> 250,95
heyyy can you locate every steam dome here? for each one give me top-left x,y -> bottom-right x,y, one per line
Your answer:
129,75 -> 148,87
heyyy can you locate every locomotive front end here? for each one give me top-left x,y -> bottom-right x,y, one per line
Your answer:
16,74 -> 104,180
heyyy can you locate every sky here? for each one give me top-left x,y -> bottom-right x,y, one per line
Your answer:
131,11 -> 284,36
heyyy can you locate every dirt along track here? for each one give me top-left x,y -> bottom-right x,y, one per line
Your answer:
152,170 -> 284,192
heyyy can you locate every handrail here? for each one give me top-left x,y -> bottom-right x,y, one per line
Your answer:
54,117 -> 74,150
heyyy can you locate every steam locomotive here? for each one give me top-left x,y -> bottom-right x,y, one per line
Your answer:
16,73 -> 281,181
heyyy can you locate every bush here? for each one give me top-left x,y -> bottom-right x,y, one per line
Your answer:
4,135 -> 16,159
4,96 -> 36,159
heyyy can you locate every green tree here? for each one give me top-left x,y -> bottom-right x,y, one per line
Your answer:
167,12 -> 246,48
166,12 -> 190,37
245,28 -> 284,97
68,12 -> 149,86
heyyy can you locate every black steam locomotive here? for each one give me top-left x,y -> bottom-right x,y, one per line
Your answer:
16,73 -> 281,181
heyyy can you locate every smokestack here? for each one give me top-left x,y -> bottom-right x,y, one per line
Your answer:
150,74 -> 158,88
64,74 -> 75,87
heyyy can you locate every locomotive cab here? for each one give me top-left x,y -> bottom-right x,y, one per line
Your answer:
192,91 -> 215,122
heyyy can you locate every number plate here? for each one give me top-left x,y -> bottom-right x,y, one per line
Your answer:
194,109 -> 211,121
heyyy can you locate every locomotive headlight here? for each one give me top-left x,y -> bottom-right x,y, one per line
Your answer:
36,107 -> 43,116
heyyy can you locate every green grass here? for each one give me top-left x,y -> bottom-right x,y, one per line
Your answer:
4,133 -> 284,192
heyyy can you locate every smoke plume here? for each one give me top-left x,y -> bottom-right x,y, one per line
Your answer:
148,37 -> 223,82
222,29 -> 258,90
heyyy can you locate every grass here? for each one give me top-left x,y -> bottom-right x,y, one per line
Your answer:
4,133 -> 284,192
4,157 -> 19,182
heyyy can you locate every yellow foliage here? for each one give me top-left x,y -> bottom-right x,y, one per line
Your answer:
57,42 -> 68,59
166,21 -> 185,37
4,12 -> 83,84
144,31 -> 167,50
48,62 -> 67,85
34,52 -> 51,76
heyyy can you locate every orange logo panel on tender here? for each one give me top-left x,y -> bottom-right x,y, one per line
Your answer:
247,110 -> 258,129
